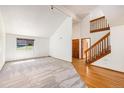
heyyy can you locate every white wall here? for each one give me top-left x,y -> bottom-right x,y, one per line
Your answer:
100,6 -> 124,27
49,17 -> 72,62
0,11 -> 5,70
80,7 -> 110,44
72,22 -> 80,39
6,34 -> 49,61
92,25 -> 124,72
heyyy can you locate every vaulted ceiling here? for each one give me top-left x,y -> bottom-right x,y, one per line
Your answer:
0,6 -> 67,37
56,5 -> 98,23
1,5 -> 123,38
0,5 -> 98,38
63,5 -> 97,20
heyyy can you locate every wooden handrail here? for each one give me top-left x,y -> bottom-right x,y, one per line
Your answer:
85,32 -> 111,64
90,16 -> 105,22
85,32 -> 110,52
90,16 -> 110,33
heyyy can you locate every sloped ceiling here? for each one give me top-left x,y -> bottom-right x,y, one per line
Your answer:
63,5 -> 97,19
59,5 -> 98,23
0,6 -> 67,37
1,5 -> 122,38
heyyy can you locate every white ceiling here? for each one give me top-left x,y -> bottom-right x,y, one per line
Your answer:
0,5 -> 104,38
62,5 -> 98,22
0,6 -> 67,37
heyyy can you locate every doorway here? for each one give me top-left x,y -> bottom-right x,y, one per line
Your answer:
81,38 -> 91,59
72,39 -> 79,58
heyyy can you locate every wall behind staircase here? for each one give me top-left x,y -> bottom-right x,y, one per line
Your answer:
92,25 -> 124,72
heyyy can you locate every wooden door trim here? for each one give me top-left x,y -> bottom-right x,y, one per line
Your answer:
81,38 -> 91,59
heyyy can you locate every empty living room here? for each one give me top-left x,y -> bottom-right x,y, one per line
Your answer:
0,0 -> 124,92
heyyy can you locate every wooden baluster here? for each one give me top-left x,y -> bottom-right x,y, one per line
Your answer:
95,45 -> 97,58
99,42 -> 101,55
97,45 -> 98,57
101,18 -> 103,29
94,21 -> 96,30
95,46 -> 97,59
94,47 -> 96,59
96,46 -> 97,59
103,18 -> 104,29
95,21 -> 97,30
94,47 -> 95,59
89,50 -> 91,61
92,48 -> 93,61
102,40 -> 104,54
96,19 -> 98,30
90,48 -> 92,61
99,43 -> 100,56
101,18 -> 102,29
89,49 -> 91,62
106,19 -> 107,28
92,21 -> 94,30
104,38 -> 106,52
97,44 -> 99,57
107,36 -> 108,51
105,37 -> 107,52
88,50 -> 90,63
101,42 -> 102,54
100,42 -> 101,54
102,39 -> 105,53
104,18 -> 106,28
108,35 -> 110,50
99,18 -> 101,30
91,48 -> 93,61
94,47 -> 96,60
97,19 -> 99,30
102,40 -> 103,54
93,47 -> 95,60
93,48 -> 94,61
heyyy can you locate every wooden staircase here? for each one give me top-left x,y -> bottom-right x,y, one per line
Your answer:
85,32 -> 111,64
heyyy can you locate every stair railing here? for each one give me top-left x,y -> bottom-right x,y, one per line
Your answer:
85,32 -> 111,64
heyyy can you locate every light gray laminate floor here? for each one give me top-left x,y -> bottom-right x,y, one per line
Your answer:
0,57 -> 86,88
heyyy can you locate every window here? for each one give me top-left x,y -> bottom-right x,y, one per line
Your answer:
17,38 -> 34,50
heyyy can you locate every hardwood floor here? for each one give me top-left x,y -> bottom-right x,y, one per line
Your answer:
72,58 -> 124,88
